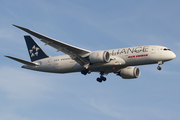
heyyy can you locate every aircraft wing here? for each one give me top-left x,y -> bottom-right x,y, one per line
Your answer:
13,25 -> 91,68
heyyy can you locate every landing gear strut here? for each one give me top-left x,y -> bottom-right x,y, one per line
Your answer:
96,71 -> 107,83
157,61 -> 163,71
81,69 -> 91,75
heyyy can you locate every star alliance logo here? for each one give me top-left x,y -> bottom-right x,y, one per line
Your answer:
29,45 -> 39,57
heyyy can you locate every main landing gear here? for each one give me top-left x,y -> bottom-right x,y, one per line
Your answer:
157,61 -> 164,71
96,76 -> 106,83
81,69 -> 91,75
81,69 -> 107,83
96,71 -> 106,83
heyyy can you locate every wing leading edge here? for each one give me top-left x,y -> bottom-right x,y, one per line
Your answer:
13,24 -> 91,68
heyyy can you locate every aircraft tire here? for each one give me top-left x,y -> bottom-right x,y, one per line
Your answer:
101,76 -> 106,81
81,70 -> 87,75
97,78 -> 102,83
157,66 -> 162,70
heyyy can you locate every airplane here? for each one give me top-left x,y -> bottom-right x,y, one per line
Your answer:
5,25 -> 176,83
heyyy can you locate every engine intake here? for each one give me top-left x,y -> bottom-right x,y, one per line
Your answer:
89,51 -> 110,63
118,67 -> 140,79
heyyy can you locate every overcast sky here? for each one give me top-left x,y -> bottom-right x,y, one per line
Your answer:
0,0 -> 180,120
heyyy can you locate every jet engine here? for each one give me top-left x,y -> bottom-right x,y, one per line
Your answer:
89,51 -> 110,63
118,67 -> 140,79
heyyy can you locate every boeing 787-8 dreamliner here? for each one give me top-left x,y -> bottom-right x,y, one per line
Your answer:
5,25 -> 176,83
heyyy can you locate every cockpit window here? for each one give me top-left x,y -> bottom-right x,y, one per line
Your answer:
164,48 -> 171,51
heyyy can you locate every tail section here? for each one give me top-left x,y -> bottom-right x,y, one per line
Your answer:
24,36 -> 49,62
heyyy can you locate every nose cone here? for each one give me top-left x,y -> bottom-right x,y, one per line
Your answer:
170,52 -> 176,59
172,52 -> 176,59
162,51 -> 176,61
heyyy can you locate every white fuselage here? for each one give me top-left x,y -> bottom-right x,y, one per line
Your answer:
22,45 -> 176,73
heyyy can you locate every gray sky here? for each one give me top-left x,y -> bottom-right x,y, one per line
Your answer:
0,0 -> 180,120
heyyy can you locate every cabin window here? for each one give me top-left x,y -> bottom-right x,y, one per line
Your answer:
54,59 -> 59,61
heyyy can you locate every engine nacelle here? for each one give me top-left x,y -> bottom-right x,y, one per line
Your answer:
118,67 -> 140,79
89,51 -> 110,63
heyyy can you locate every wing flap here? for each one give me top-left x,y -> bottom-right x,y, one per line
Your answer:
41,39 -> 90,68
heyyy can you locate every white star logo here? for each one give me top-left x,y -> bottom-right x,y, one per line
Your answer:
29,45 -> 39,57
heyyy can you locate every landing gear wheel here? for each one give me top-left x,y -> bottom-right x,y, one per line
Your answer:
96,71 -> 107,83
97,78 -> 102,83
81,70 -> 87,75
101,76 -> 106,81
157,66 -> 162,70
81,69 -> 90,75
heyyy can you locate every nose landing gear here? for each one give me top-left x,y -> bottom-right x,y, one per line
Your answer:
157,65 -> 162,70
157,61 -> 164,71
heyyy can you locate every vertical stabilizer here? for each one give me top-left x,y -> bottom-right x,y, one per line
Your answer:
24,36 -> 49,62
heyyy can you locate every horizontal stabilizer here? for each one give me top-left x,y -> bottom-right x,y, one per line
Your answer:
5,55 -> 39,66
